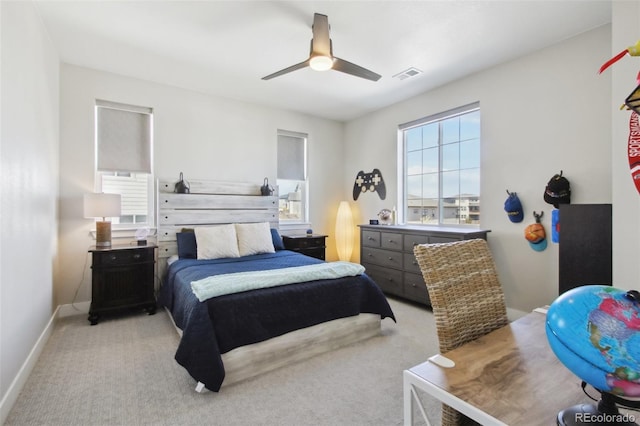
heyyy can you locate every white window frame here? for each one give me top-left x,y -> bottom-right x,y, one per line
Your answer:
94,100 -> 155,230
277,130 -> 309,224
398,102 -> 481,227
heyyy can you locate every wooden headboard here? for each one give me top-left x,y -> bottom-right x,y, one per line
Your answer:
157,179 -> 279,263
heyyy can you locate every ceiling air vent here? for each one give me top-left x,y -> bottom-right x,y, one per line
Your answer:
393,67 -> 423,81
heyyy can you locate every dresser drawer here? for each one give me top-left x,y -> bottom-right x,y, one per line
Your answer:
381,232 -> 403,250
403,253 -> 422,274
362,230 -> 381,247
363,263 -> 403,296
404,272 -> 430,305
92,248 -> 154,267
361,247 -> 402,269
403,234 -> 430,252
282,235 -> 327,260
300,247 -> 325,260
283,235 -> 325,249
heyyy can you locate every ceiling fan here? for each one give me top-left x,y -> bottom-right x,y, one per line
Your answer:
262,13 -> 381,82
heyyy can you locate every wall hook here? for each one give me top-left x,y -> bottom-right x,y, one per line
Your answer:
533,211 -> 544,222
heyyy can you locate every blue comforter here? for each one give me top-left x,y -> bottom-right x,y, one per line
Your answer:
159,250 -> 395,391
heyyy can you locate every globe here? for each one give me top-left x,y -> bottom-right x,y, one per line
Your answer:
546,285 -> 640,425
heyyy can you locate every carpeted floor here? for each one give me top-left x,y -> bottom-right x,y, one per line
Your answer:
6,297 -> 440,426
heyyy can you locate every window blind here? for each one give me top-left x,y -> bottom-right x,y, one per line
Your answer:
277,131 -> 306,181
96,100 -> 152,173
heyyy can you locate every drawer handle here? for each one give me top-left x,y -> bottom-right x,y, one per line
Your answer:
367,236 -> 374,240
133,254 -> 141,259
388,256 -> 393,260
110,255 -> 117,261
368,253 -> 373,257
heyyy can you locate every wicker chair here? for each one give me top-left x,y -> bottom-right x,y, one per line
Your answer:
413,238 -> 508,426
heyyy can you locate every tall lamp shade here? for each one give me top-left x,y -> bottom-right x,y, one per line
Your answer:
335,201 -> 354,261
84,193 -> 121,248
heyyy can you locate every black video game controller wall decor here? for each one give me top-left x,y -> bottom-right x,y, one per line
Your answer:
353,169 -> 386,200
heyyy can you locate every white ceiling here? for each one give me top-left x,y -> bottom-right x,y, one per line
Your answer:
34,0 -> 612,122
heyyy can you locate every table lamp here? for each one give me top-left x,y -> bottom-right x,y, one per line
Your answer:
84,193 -> 121,247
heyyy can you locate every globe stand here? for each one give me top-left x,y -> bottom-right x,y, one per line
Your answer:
557,392 -> 638,426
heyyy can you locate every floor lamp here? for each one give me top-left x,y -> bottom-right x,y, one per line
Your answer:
335,201 -> 354,261
84,193 -> 121,248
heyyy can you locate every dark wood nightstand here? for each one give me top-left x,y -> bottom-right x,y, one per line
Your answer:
88,244 -> 157,325
282,234 -> 327,260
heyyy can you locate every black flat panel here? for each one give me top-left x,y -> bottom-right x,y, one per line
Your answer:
559,204 -> 611,294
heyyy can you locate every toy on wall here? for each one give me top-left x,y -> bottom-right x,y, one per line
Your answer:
598,40 -> 640,75
599,41 -> 640,195
353,168 -> 386,200
524,211 -> 547,252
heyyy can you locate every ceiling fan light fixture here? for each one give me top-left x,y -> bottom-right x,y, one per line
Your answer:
309,55 -> 333,71
262,13 -> 380,81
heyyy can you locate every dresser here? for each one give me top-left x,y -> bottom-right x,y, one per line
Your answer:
359,225 -> 490,305
282,234 -> 327,260
88,244 -> 157,325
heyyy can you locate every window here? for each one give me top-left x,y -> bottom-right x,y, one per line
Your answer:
400,103 -> 480,226
95,100 -> 154,228
277,130 -> 307,222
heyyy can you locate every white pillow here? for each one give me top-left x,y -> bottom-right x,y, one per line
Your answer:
235,222 -> 275,257
195,225 -> 240,260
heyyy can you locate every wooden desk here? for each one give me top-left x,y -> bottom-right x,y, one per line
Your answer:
403,311 -> 592,425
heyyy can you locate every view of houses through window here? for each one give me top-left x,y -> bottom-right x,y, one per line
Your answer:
401,103 -> 480,225
100,172 -> 150,225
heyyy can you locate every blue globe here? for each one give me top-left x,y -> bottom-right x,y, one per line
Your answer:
546,285 -> 640,397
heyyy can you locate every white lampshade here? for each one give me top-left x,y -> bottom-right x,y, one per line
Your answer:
84,193 -> 121,219
335,201 -> 354,262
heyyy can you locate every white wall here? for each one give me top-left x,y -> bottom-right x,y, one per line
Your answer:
344,25 -> 612,313
56,65 -> 345,305
0,0 -> 59,416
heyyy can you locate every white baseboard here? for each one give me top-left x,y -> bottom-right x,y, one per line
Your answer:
0,305 -> 60,425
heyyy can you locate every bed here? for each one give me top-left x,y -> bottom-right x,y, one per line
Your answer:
156,179 -> 396,392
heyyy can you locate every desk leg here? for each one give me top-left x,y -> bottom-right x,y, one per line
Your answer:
403,369 -> 507,426
403,370 -> 433,426
403,370 -> 413,426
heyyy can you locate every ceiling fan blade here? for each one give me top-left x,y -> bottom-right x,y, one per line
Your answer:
262,59 -> 310,80
333,57 -> 381,82
311,13 -> 331,57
